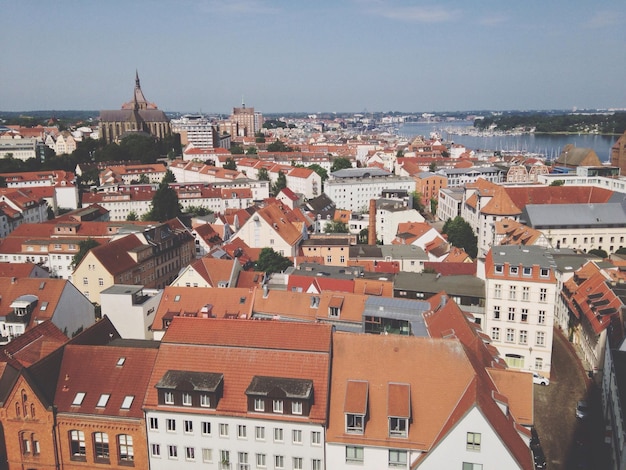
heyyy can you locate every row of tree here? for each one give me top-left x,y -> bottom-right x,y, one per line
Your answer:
474,112 -> 626,134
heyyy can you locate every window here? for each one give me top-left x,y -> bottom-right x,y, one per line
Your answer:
508,285 -> 516,300
292,429 -> 302,444
346,413 -> 364,433
345,446 -> 364,463
293,457 -> 303,470
540,268 -> 549,277
388,449 -> 407,467
182,392 -> 192,406
168,445 -> 178,459
184,420 -> 193,434
494,264 -> 503,274
21,432 -> 31,455
149,417 -> 158,430
519,330 -> 528,345
274,455 -> 285,469
273,399 -> 283,413
494,284 -> 502,298
536,331 -> 546,347
69,430 -> 86,459
523,267 -> 532,276
220,450 -> 230,467
254,398 -> 265,411
522,286 -> 529,301
389,417 -> 408,437
538,310 -> 546,325
311,431 -> 321,445
491,327 -> 500,341
151,443 -> 160,457
255,426 -> 265,440
521,308 -> 528,323
312,459 -> 322,470
292,401 -> 303,415
72,392 -> 85,406
118,434 -> 133,462
121,395 -> 134,410
506,328 -> 515,343
539,288 -> 547,302
492,305 -> 500,320
166,418 -> 176,432
466,432 -> 481,451
238,425 -> 247,438
185,447 -> 195,461
202,448 -> 213,463
200,394 -> 211,407
535,357 -> 544,370
202,421 -> 211,435
326,255 -> 332,263
98,278 -> 104,286
256,453 -> 267,467
463,464 -> 483,470
507,307 -> 515,321
509,266 -> 518,275
273,427 -> 284,442
219,423 -> 229,437
164,391 -> 174,404
94,432 -> 110,460
83,277 -> 88,285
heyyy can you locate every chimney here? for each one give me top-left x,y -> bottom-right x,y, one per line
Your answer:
368,199 -> 376,245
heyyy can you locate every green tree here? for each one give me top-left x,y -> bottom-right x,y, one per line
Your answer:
255,132 -> 266,143
330,157 -> 353,172
255,247 -> 292,274
230,143 -> 244,154
430,197 -> 438,214
257,167 -> 270,181
143,179 -> 181,222
411,191 -> 425,212
267,139 -> 294,152
358,228 -> 369,244
441,216 -> 477,258
71,238 -> 100,270
162,169 -> 176,184
324,220 -> 349,233
550,180 -> 565,186
396,149 -> 404,158
245,146 -> 258,155
588,248 -> 608,258
615,247 -> 626,256
0,176 -> 6,188
126,211 -> 138,221
429,161 -> 437,172
307,163 -> 328,182
185,205 -> 213,217
223,157 -> 237,170
272,171 -> 287,194
137,174 -> 149,184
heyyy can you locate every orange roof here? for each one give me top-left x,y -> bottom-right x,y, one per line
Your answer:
0,277 -> 69,326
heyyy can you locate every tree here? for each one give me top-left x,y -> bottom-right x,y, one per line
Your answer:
71,238 -> 100,270
143,179 -> 181,222
162,169 -> 177,184
550,180 -> 565,186
616,247 -> 626,256
358,228 -> 369,244
223,157 -> 237,170
330,157 -> 352,172
255,247 -> 292,274
230,143 -> 244,155
185,205 -> 213,217
396,149 -> 404,158
245,146 -> 258,155
430,197 -> 438,215
411,191 -> 425,212
267,139 -> 294,152
255,132 -> 266,143
324,220 -> 349,233
429,161 -> 437,172
307,163 -> 328,182
126,211 -> 138,221
441,216 -> 478,258
137,174 -> 149,184
257,167 -> 270,181
0,176 -> 6,188
272,171 -> 287,195
588,248 -> 608,259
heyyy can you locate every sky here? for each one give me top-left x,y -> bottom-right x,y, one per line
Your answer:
1,0 -> 625,114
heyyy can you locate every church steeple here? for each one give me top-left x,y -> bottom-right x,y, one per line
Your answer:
135,70 -> 141,89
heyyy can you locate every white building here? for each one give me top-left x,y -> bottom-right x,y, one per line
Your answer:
479,245 -> 559,376
100,284 -> 162,340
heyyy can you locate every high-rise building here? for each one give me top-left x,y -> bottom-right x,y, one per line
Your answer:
229,99 -> 262,136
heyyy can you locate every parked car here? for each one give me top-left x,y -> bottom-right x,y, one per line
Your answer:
533,372 -> 549,386
530,428 -> 547,469
575,400 -> 589,419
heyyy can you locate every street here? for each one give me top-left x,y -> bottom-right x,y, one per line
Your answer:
533,329 -> 609,470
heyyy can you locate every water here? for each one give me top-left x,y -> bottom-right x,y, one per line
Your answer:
399,121 -> 617,162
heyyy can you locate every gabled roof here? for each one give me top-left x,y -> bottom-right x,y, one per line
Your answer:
0,321 -> 67,368
0,277 -> 68,325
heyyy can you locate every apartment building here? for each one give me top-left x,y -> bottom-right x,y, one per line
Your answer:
480,245 -> 559,376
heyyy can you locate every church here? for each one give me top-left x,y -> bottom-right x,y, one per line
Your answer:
98,72 -> 170,143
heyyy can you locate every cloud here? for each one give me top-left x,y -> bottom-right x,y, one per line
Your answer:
357,1 -> 461,23
585,10 -> 622,28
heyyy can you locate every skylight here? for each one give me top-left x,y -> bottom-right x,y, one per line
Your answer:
121,395 -> 134,410
72,392 -> 86,406
96,394 -> 110,408
116,357 -> 126,366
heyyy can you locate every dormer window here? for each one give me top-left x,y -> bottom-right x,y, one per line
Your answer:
344,380 -> 368,434
254,398 -> 265,412
494,264 -> 503,274
164,392 -> 174,405
523,267 -> 532,276
156,370 -> 224,409
329,296 -> 344,318
509,266 -> 518,275
246,376 -> 313,417
72,392 -> 85,406
273,399 -> 284,414
388,383 -> 410,438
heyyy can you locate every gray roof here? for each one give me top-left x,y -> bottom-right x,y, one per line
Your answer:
156,370 -> 224,392
380,245 -> 428,260
245,376 -> 313,399
99,109 -> 169,123
363,296 -> 431,337
350,245 -> 383,258
330,168 -> 391,178
291,262 -> 364,279
520,202 -> 626,229
441,166 -> 503,176
100,284 -> 144,295
490,245 -> 571,269
394,272 -> 485,298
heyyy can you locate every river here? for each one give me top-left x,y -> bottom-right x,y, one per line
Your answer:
398,121 -> 618,162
